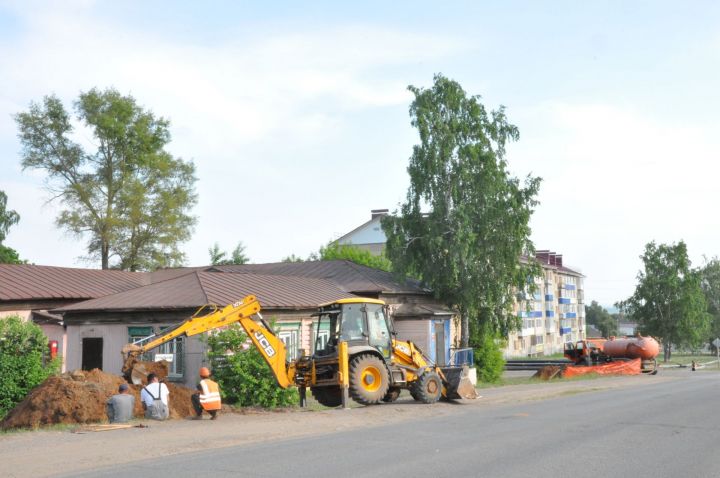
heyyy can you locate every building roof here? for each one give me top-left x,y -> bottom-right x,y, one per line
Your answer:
30,309 -> 64,325
333,209 -> 389,246
533,250 -> 584,277
0,264 -> 149,301
54,271 -> 358,313
1,260 -> 426,316
586,324 -> 603,338
209,260 -> 427,294
393,303 -> 454,318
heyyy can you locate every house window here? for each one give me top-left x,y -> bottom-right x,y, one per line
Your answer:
127,327 -> 153,362
157,335 -> 185,379
315,330 -> 330,352
278,328 -> 300,360
128,326 -> 185,380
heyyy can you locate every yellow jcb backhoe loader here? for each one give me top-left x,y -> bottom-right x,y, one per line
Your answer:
121,295 -> 478,406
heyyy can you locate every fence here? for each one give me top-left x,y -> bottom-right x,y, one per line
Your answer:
449,347 -> 474,367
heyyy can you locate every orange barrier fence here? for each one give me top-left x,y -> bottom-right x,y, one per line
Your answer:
563,358 -> 641,378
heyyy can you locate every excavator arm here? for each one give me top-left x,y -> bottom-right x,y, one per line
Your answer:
121,295 -> 294,388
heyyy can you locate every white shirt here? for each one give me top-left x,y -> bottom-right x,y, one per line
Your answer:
140,381 -> 169,408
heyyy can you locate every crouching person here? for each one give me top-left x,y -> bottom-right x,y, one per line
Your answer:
141,373 -> 170,420
106,383 -> 135,423
192,367 -> 221,420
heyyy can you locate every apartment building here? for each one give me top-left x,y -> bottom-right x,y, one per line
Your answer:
335,211 -> 586,358
505,251 -> 585,357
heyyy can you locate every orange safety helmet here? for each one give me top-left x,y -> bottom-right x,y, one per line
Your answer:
199,367 -> 211,378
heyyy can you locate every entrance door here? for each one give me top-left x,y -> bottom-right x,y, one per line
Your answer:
434,322 -> 446,366
82,337 -> 103,371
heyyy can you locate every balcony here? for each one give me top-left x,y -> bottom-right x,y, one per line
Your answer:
518,310 -> 543,318
520,327 -> 535,337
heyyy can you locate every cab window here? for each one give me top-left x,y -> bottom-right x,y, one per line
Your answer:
340,304 -> 365,341
314,312 -> 339,354
366,303 -> 391,357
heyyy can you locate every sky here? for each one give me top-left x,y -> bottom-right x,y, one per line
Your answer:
1,0 -> 719,307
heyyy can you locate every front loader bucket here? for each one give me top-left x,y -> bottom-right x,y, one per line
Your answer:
440,366 -> 479,400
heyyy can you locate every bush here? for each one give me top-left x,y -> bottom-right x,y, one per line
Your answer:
317,242 -> 392,271
0,316 -> 59,419
206,324 -> 298,408
473,332 -> 505,384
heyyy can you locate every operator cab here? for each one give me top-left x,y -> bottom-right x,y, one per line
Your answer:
565,340 -> 594,365
313,299 -> 392,359
564,341 -> 581,361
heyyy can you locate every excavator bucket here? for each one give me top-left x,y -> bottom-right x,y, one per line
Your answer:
121,344 -> 169,385
121,344 -> 142,383
130,362 -> 150,385
126,360 -> 170,385
440,365 -> 479,400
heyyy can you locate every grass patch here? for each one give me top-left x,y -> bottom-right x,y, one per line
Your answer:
662,354 -> 717,366
0,422 -> 78,435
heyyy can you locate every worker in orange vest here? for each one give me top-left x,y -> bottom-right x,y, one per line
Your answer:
191,367 -> 221,420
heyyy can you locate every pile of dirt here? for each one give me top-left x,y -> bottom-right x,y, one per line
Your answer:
534,366 -> 563,380
1,368 -> 196,430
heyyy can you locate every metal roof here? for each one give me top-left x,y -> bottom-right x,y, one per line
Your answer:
0,264 -> 148,301
54,271 -> 358,313
209,260 -> 427,294
3,261 -> 427,314
392,303 -> 454,317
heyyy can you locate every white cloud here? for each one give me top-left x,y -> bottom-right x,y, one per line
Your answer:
0,3 -> 461,267
511,101 -> 720,305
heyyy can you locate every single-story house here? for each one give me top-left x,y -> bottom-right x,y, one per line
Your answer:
0,264 -> 184,371
0,261 -> 456,387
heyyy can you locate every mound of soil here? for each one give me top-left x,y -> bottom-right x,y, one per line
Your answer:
1,368 -> 196,430
534,366 -> 563,380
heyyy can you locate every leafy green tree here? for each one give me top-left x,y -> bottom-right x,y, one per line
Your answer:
317,242 -> 391,271
206,324 -> 298,408
208,242 -> 249,265
209,243 -> 225,265
585,300 -> 618,337
0,191 -> 23,264
15,88 -> 197,271
473,328 -> 505,383
0,316 -> 59,419
700,257 -> 720,350
281,254 -> 305,263
621,241 -> 710,361
382,74 -> 541,348
0,246 -> 23,264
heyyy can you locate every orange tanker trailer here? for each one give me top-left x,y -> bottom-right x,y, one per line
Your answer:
564,335 -> 659,374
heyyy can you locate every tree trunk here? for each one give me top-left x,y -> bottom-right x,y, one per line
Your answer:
101,242 -> 109,270
460,308 -> 469,348
663,342 -> 671,362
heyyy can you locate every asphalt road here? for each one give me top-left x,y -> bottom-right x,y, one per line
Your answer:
71,371 -> 720,478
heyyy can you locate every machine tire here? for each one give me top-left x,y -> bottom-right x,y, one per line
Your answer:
310,386 -> 342,407
382,387 -> 401,403
410,371 -> 442,404
349,354 -> 390,405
